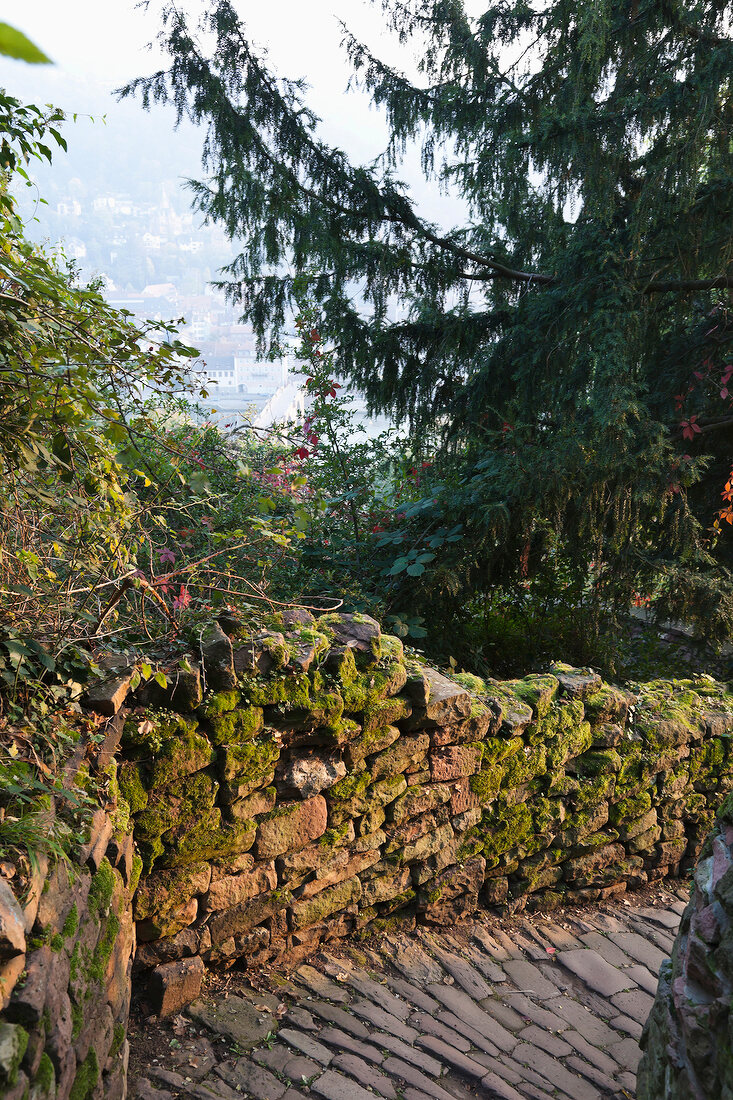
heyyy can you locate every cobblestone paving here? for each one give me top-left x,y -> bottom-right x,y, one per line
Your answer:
133,886 -> 687,1100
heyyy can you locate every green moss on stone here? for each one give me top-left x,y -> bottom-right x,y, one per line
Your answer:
217,736 -> 280,783
160,810 -> 255,869
610,789 -> 652,824
147,725 -> 214,788
88,858 -> 116,916
584,685 -> 629,724
69,1048 -> 99,1100
360,695 -> 412,733
32,1051 -> 55,1097
543,707 -> 591,768
318,822 -> 354,849
341,675 -> 370,713
123,711 -> 196,749
198,690 -> 240,718
689,739 -> 727,783
381,634 -> 405,661
239,672 -> 311,708
71,1003 -> 84,1041
134,862 -> 211,922
480,801 -> 534,862
90,913 -> 119,983
454,672 -> 487,695
118,761 -> 148,814
502,744 -> 547,790
0,1022 -> 28,1087
328,769 -> 370,803
574,772 -> 615,809
290,875 -> 362,930
574,748 -> 622,776
507,674 -> 559,720
129,853 -> 143,893
206,705 -> 264,746
470,765 -> 505,805
532,797 -> 565,836
108,1023 -> 125,1061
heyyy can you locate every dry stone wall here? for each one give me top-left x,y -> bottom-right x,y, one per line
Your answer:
0,800 -> 136,1100
110,610 -> 733,1014
638,791 -> 733,1099
3,606 -> 733,1100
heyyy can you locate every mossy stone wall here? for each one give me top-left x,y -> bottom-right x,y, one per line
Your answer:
0,805 -> 136,1100
4,606 -> 733,1100
115,612 -> 733,985
638,791 -> 733,1099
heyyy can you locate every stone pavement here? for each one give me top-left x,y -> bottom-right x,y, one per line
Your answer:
132,886 -> 687,1100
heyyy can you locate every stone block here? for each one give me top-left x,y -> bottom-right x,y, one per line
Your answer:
403,667 -> 472,727
318,612 -> 382,661
5,946 -> 50,1027
136,897 -> 198,943
360,867 -> 412,907
551,666 -> 602,698
449,776 -> 480,814
228,786 -> 277,821
255,795 -> 328,859
383,808 -> 450,854
138,664 -> 203,712
134,863 -> 212,923
389,783 -> 452,825
430,742 -> 483,781
207,890 -> 289,944
187,994 -> 275,1049
280,753 -> 346,799
203,862 -> 277,912
418,856 -> 486,924
616,807 -> 659,842
369,735 -> 429,780
562,843 -> 626,888
0,956 -> 25,1012
83,674 -> 132,716
290,875 -> 362,931
201,622 -> 237,690
343,724 -> 398,769
0,880 -> 25,961
298,850 -> 379,901
147,957 -> 205,1017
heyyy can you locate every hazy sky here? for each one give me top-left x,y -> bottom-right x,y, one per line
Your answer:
5,1 -> 452,159
3,1 -> 482,229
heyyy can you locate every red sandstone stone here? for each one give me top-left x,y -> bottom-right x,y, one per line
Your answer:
430,743 -> 483,781
147,956 -> 205,1017
255,796 -> 328,859
203,862 -> 277,912
449,777 -> 479,815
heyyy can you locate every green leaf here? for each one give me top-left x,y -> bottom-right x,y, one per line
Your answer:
0,23 -> 52,64
406,562 -> 425,577
154,671 -> 168,688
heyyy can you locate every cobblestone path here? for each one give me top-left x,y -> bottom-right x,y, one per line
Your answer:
133,886 -> 687,1100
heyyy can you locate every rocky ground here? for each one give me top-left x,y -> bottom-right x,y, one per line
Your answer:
128,882 -> 686,1100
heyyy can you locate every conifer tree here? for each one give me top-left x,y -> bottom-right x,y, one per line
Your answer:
122,0 -> 733,652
